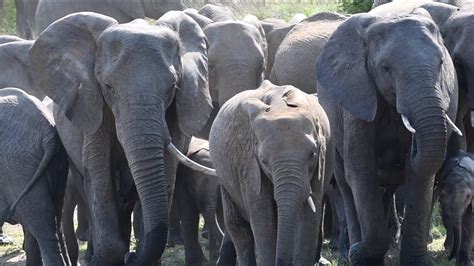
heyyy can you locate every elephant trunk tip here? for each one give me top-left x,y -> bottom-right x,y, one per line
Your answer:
125,221 -> 168,266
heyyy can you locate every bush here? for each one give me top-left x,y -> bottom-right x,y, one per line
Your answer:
336,0 -> 373,14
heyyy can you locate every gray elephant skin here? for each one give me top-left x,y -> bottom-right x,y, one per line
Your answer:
35,0 -> 184,35
196,19 -> 266,138
270,11 -> 347,94
209,81 -> 334,265
0,88 -> 69,265
15,0 -> 39,39
29,11 -> 213,265
198,4 -> 235,22
316,12 -> 458,265
175,137 -> 223,265
437,150 -> 473,265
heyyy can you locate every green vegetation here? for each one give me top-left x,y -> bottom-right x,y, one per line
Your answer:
0,0 -> 16,35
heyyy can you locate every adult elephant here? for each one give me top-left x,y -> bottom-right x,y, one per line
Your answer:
35,0 -> 184,35
316,12 -> 459,265
270,12 -> 348,93
15,0 -> 39,39
198,4 -> 235,22
30,11 -> 214,265
197,20 -> 267,138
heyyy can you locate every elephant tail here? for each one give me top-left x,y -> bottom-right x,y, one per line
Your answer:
0,132 -> 60,225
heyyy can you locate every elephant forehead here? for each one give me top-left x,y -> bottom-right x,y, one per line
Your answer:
257,111 -> 315,133
100,25 -> 178,50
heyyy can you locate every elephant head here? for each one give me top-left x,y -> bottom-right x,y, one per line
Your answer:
238,81 -> 330,263
438,151 -> 474,260
30,11 -> 213,265
317,13 -> 458,177
416,3 -> 474,126
0,39 -> 46,99
204,21 -> 267,107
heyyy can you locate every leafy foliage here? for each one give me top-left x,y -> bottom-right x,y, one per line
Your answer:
336,0 -> 373,14
0,0 -> 16,35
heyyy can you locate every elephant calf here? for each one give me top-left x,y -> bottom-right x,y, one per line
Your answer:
175,137 -> 223,265
0,88 -> 69,265
438,150 -> 474,266
209,80 -> 334,265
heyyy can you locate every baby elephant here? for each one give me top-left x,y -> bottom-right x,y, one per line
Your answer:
175,137 -> 223,265
0,88 -> 69,265
209,80 -> 334,265
438,150 -> 474,266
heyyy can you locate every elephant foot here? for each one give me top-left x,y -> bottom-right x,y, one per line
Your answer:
167,232 -> 183,247
349,242 -> 385,266
93,241 -> 128,265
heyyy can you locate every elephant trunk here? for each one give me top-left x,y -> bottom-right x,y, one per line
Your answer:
273,162 -> 307,265
118,101 -> 169,266
405,87 -> 447,177
218,65 -> 261,105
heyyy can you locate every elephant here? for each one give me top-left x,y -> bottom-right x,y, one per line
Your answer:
198,4 -> 235,22
209,80 -> 334,265
183,8 -> 213,28
437,150 -> 473,266
175,137 -> 223,265
29,11 -> 215,265
0,35 -> 24,44
15,0 -> 39,39
270,12 -> 348,94
197,20 -> 267,138
264,22 -> 294,79
316,11 -> 460,265
288,13 -> 307,23
0,39 -> 47,99
0,88 -> 69,265
35,0 -> 184,35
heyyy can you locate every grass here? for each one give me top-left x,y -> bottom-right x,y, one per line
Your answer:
0,0 -> 16,35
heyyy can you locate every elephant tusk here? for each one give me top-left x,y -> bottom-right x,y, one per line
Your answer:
167,143 -> 217,176
445,114 -> 463,136
401,115 -> 416,133
307,196 -> 316,213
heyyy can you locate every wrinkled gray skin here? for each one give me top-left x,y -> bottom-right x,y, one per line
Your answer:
414,3 -> 474,154
0,39 -> 46,99
175,137 -> 223,265
316,13 -> 458,265
35,0 -> 184,35
15,0 -> 39,39
197,20 -> 266,138
29,11 -> 212,265
198,4 -> 235,22
209,81 -> 334,265
271,12 -> 347,94
184,8 -> 213,28
437,150 -> 474,266
265,22 -> 294,79
0,88 -> 69,265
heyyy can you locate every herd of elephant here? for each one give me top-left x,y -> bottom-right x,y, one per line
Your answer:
0,0 -> 474,265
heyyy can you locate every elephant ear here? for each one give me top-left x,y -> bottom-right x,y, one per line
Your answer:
316,14 -> 378,122
415,3 -> 459,31
30,12 -> 117,134
242,16 -> 268,80
241,98 -> 271,196
157,11 -> 213,137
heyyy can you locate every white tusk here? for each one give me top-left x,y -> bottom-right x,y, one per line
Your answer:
167,142 -> 217,176
401,115 -> 416,133
470,111 -> 474,128
307,196 -> 316,213
445,114 -> 463,136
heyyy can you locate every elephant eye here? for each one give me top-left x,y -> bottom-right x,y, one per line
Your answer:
105,83 -> 115,93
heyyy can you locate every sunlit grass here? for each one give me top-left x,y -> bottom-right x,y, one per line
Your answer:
0,0 -> 16,35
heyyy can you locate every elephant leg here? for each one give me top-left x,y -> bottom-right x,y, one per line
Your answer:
23,228 -> 42,266
202,211 -> 222,263
180,184 -> 205,265
25,211 -> 65,265
82,134 -> 127,265
344,119 -> 389,264
458,211 -> 473,266
246,179 -> 277,265
221,187 -> 256,266
334,151 -> 355,260
168,191 -> 183,247
400,169 -> 435,265
217,230 -> 237,266
62,178 -> 79,266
